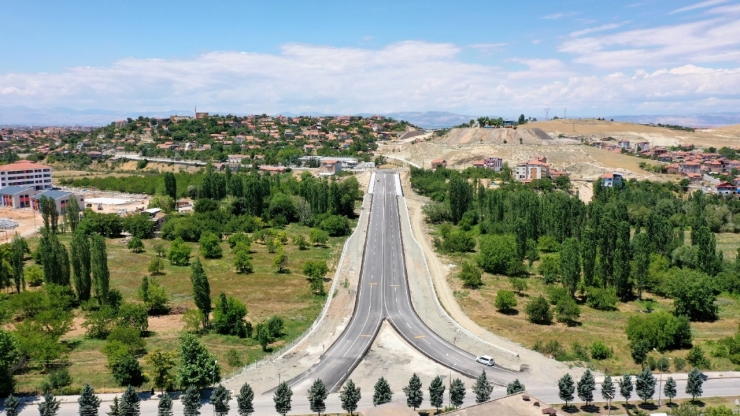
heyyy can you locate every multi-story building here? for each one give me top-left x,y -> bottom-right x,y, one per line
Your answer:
515,158 -> 549,181
0,161 -> 53,190
600,172 -> 624,187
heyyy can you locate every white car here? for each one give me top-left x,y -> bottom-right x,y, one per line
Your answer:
476,355 -> 495,366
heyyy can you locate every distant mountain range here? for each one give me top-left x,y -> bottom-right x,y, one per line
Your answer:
2,106 -> 739,129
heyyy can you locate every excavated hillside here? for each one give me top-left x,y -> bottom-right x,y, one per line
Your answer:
435,127 -> 576,145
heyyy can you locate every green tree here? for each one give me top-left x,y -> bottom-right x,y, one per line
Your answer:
177,333 -> 220,389
273,246 -> 288,273
0,329 -> 20,396
236,383 -> 255,416
199,232 -> 223,259
157,394 -> 173,416
373,377 -> 393,406
459,261 -> 483,289
450,378 -> 466,409
685,368 -> 703,401
632,232 -> 651,299
213,293 -> 251,338
495,290 -> 517,312
210,385 -> 231,416
108,397 -> 120,416
256,323 -> 272,352
340,379 -> 361,415
506,379 -> 525,394
558,373 -> 575,407
127,237 -> 145,253
686,346 -> 710,369
307,378 -> 328,415
559,238 -> 581,297
635,368 -> 656,403
190,259 -> 211,329
10,234 -> 26,293
303,260 -> 329,295
112,355 -> 147,387
478,234 -> 523,276
619,374 -> 633,404
473,370 -> 493,403
671,270 -> 718,321
64,196 -> 81,232
164,172 -> 177,201
181,385 -> 202,416
90,233 -> 110,304
664,376 -> 677,404
168,238 -> 191,266
39,391 -> 61,416
309,229 -> 329,246
448,175 -> 474,224
403,373 -> 423,410
601,375 -> 615,412
511,278 -> 528,295
577,369 -> 596,405
78,384 -> 101,416
525,295 -> 552,324
233,243 -> 253,274
119,386 -> 140,416
555,296 -> 581,326
4,395 -> 20,416
273,382 -> 292,416
145,349 -> 177,393
428,375 -> 445,412
581,228 -> 597,287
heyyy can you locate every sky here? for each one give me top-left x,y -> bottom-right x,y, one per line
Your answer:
2,0 -> 740,119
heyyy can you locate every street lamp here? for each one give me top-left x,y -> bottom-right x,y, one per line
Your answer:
212,360 -> 218,416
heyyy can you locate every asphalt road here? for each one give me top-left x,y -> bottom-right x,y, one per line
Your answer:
283,171 -> 510,394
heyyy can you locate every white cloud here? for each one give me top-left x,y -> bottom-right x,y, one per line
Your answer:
541,12 -> 577,20
569,23 -> 625,38
669,0 -> 729,14
468,43 -> 507,54
1,41 -> 740,115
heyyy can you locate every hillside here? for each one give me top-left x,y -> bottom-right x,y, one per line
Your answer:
433,127 -> 563,145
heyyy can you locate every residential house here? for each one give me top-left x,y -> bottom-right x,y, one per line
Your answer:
705,160 -> 725,174
319,159 -> 342,175
515,159 -> 549,181
600,172 -> 624,187
618,139 -> 631,149
430,159 -> 447,170
680,161 -> 702,175
716,181 -> 737,196
472,157 -> 503,171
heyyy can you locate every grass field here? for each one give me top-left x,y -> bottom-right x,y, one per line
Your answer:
430,227 -> 740,376
14,225 -> 348,394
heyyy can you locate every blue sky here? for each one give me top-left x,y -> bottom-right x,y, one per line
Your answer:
2,0 -> 740,118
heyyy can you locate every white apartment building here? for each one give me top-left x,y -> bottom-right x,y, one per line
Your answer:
0,161 -> 53,190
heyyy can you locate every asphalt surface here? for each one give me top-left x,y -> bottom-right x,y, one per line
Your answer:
283,171 -> 510,394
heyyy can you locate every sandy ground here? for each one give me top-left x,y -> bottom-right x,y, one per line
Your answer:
398,171 -> 584,390
0,207 -> 41,244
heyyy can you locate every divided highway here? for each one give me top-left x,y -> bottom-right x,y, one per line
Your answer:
283,171 -> 512,393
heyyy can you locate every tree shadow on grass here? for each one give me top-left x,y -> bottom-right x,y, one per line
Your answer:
499,309 -> 519,316
579,404 -> 601,413
637,402 -> 659,411
560,404 -> 580,414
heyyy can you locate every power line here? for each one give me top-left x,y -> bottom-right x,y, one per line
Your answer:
544,108 -> 550,120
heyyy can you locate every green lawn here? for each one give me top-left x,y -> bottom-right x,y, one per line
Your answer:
14,224 -> 348,394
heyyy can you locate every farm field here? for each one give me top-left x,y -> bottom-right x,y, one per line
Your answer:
14,225 -> 348,394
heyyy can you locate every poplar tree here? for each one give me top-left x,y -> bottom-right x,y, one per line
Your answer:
635,368 -> 656,403
614,221 -> 632,300
157,394 -> 173,416
119,386 -> 140,416
450,378 -> 466,409
618,374 -> 633,404
403,373 -> 423,410
558,373 -> 575,407
78,384 -> 101,416
273,382 -> 292,416
190,259 -> 211,329
632,232 -> 651,299
236,382 -> 255,416
64,196 -> 81,232
307,378 -> 328,415
686,368 -> 703,402
71,231 -> 92,301
473,370 -> 493,404
373,377 -> 393,406
601,375 -> 615,412
448,175 -> 473,224
577,369 -> 596,405
559,238 -> 581,297
664,376 -> 677,404
181,385 -> 202,416
163,172 -> 177,201
339,379 -> 361,415
580,228 -> 597,287
90,233 -> 110,304
428,375 -> 445,412
210,385 -> 231,416
10,234 -> 25,293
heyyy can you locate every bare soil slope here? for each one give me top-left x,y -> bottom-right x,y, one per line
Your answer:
437,127 -> 562,145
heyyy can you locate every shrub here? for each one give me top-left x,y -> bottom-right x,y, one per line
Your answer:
525,296 -> 552,325
168,237 -> 191,266
585,286 -> 618,311
538,235 -> 561,252
441,230 -> 476,253
111,355 -> 148,387
226,349 -> 243,367
546,286 -> 569,305
590,341 -> 613,360
309,229 -> 329,246
227,233 -> 251,249
267,316 -> 284,338
459,262 -> 482,289
555,297 -> 580,326
25,265 -> 44,287
687,346 -> 711,369
148,257 -> 165,276
494,290 -> 517,312
320,215 -> 350,237
477,234 -> 524,276
537,254 -> 560,284
48,368 -> 72,390
673,357 -> 687,371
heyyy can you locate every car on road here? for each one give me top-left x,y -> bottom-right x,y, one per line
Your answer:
476,355 -> 495,366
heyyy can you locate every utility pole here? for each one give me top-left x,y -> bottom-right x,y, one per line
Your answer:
544,108 -> 550,120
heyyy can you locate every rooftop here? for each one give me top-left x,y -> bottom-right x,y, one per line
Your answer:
0,185 -> 36,195
0,160 -> 52,172
31,190 -> 74,200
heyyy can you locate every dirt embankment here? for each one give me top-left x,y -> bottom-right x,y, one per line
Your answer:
436,127 -> 566,145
